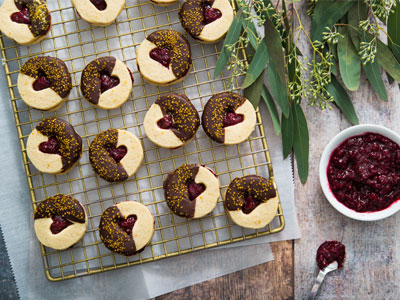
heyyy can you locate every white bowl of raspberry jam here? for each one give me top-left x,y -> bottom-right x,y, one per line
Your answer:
319,124 -> 400,221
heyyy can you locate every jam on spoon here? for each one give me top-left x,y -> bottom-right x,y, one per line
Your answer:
316,240 -> 346,270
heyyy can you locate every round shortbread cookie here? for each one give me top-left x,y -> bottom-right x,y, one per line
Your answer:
150,0 -> 178,7
71,0 -> 125,26
136,29 -> 192,86
143,93 -> 200,149
81,56 -> 133,110
180,0 -> 233,43
18,56 -> 72,111
202,92 -> 256,145
99,201 -> 155,256
0,0 -> 51,45
34,194 -> 88,250
224,175 -> 278,229
163,164 -> 220,218
89,128 -> 144,182
27,117 -> 83,174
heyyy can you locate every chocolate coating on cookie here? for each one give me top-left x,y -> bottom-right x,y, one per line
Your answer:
34,194 -> 86,223
15,0 -> 51,37
202,92 -> 246,143
179,0 -> 213,38
156,93 -> 200,142
21,56 -> 72,98
99,205 -> 137,256
163,164 -> 200,218
80,57 -> 117,105
89,128 -> 128,182
36,117 -> 83,172
225,175 -> 276,211
147,30 -> 192,79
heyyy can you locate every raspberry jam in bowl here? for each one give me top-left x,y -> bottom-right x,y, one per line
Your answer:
320,124 -> 400,221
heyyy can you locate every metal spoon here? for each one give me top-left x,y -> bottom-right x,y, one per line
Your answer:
307,261 -> 339,300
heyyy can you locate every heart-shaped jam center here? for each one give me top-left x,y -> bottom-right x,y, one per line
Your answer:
39,136 -> 60,154
33,72 -> 51,91
11,7 -> 31,25
187,180 -> 206,200
50,215 -> 72,234
150,48 -> 171,68
157,114 -> 174,129
202,4 -> 222,25
223,110 -> 244,127
100,73 -> 120,93
118,215 -> 137,235
108,145 -> 127,163
242,195 -> 261,214
90,0 -> 107,11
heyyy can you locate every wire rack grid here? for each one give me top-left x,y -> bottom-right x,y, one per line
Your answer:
0,0 -> 284,281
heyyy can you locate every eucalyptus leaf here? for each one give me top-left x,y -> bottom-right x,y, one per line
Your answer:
242,38 -> 270,89
244,70 -> 265,108
363,59 -> 388,101
376,38 -> 400,82
246,20 -> 259,51
292,103 -> 309,184
326,75 -> 359,125
338,26 -> 361,91
347,0 -> 368,50
214,9 -> 243,79
261,84 -> 281,136
311,0 -> 356,41
388,3 -> 400,47
264,16 -> 289,117
281,104 -> 294,158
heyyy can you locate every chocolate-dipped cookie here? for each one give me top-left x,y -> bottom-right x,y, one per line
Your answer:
179,0 -> 233,43
18,56 -> 72,111
81,56 -> 133,110
163,164 -> 220,218
34,194 -> 88,250
202,92 -> 256,145
224,175 -> 278,229
0,0 -> 51,45
99,201 -> 155,256
89,129 -> 143,182
71,0 -> 125,26
27,117 -> 83,174
143,93 -> 200,149
136,30 -> 192,86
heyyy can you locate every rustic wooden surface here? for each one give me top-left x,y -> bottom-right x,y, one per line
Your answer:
294,2 -> 400,300
156,241 -> 294,300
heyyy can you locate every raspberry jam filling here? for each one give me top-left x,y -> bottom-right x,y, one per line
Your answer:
33,72 -> 51,91
100,73 -> 120,93
242,195 -> 261,214
108,145 -> 127,163
50,215 -> 72,234
90,0 -> 107,11
187,180 -> 206,200
150,48 -> 171,68
157,114 -> 174,129
316,240 -> 346,270
327,132 -> 400,212
118,215 -> 137,235
202,4 -> 222,25
11,6 -> 31,25
39,136 -> 60,154
223,109 -> 244,127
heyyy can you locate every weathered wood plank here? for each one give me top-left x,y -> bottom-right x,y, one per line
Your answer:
294,2 -> 400,300
156,241 -> 294,300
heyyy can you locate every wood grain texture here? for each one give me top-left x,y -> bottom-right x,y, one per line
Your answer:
294,2 -> 400,299
156,241 -> 294,300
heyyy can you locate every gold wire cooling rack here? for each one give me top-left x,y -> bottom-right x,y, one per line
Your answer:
0,0 -> 284,281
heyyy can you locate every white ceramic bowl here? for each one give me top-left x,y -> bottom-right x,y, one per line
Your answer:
319,124 -> 400,221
